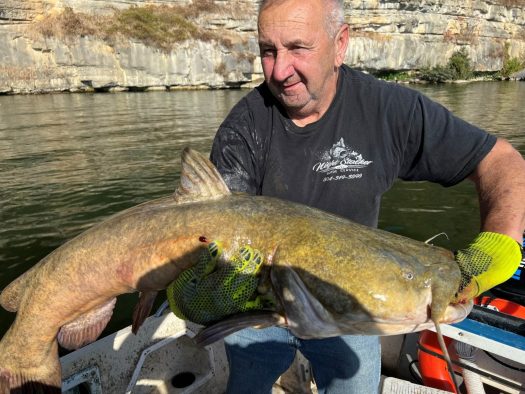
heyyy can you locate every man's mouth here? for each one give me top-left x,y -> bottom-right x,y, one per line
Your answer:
281,81 -> 302,94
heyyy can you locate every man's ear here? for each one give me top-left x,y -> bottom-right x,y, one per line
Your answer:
334,24 -> 349,67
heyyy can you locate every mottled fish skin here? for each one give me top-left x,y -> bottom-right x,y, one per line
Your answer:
0,148 -> 470,393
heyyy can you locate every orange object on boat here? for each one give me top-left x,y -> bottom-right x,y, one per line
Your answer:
475,296 -> 525,319
418,329 -> 457,393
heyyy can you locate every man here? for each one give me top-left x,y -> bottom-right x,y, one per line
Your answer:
209,0 -> 525,392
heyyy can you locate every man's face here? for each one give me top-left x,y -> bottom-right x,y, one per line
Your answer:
258,0 -> 347,124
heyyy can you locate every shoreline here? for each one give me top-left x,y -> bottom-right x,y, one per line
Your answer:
1,74 -> 523,96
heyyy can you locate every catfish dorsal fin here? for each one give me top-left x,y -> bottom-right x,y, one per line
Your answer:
174,148 -> 231,203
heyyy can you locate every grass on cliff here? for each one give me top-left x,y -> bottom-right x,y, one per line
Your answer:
499,0 -> 524,7
31,1 -> 232,52
107,6 -> 200,48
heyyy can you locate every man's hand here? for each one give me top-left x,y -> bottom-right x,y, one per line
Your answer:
166,241 -> 274,325
454,232 -> 522,302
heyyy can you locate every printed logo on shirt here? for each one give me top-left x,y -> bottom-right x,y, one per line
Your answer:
312,138 -> 373,182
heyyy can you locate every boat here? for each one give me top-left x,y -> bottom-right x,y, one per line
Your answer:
413,242 -> 525,394
59,302 -> 455,394
59,308 -> 524,393
60,306 -> 229,394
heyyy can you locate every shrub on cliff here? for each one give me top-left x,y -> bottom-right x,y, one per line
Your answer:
498,44 -> 525,79
448,48 -> 473,80
499,57 -> 525,78
418,66 -> 456,83
419,48 -> 473,82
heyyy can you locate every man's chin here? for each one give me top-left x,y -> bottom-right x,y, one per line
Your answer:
277,94 -> 310,111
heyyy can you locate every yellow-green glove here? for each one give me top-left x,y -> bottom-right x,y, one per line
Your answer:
455,232 -> 522,301
166,241 -> 273,325
166,241 -> 223,322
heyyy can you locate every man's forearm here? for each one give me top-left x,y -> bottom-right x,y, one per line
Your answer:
469,138 -> 525,243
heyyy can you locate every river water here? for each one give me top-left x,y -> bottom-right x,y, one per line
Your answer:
1,81 -> 524,339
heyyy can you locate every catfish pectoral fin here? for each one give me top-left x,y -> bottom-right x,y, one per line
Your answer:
271,264 -> 343,338
57,298 -> 117,350
132,291 -> 158,334
194,311 -> 285,346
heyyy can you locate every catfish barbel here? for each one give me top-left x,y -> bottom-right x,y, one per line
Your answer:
0,148 -> 471,393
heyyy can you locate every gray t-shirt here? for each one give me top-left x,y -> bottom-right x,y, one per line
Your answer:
211,65 -> 496,227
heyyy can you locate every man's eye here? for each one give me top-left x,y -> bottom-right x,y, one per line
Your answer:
260,48 -> 276,57
291,46 -> 307,54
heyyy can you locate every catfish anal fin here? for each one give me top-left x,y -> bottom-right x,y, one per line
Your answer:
194,310 -> 285,346
132,291 -> 158,334
57,298 -> 117,350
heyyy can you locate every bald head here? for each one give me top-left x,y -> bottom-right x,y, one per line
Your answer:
259,0 -> 345,38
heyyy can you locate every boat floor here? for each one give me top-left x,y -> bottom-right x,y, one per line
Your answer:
60,311 -> 524,393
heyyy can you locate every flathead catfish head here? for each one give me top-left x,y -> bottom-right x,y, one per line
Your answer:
254,201 -> 473,339
269,258 -> 472,339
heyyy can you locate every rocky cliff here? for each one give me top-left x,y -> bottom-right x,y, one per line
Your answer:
0,0 -> 524,93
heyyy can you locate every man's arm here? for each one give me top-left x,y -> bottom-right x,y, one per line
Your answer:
468,138 -> 525,243
455,138 -> 524,301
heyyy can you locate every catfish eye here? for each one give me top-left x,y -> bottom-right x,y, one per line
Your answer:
404,272 -> 415,280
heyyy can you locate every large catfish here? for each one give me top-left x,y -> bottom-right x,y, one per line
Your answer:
0,148 -> 471,393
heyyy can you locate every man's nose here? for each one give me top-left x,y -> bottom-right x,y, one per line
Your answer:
272,50 -> 294,82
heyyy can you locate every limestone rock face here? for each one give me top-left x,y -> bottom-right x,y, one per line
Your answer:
0,0 -> 524,93
345,0 -> 525,71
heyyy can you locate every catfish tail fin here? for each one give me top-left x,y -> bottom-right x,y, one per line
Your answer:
0,333 -> 61,393
0,367 -> 61,394
194,310 -> 285,346
0,371 -> 8,394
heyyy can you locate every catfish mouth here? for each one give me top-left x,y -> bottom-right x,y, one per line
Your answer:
437,301 -> 473,324
362,301 -> 473,325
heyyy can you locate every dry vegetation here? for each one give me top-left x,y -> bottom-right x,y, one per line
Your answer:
349,28 -> 393,42
498,0 -> 525,7
29,1 -> 238,52
0,66 -> 38,81
0,65 -> 67,84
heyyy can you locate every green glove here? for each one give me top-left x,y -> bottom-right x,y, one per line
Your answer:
166,241 -> 273,325
455,232 -> 522,299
